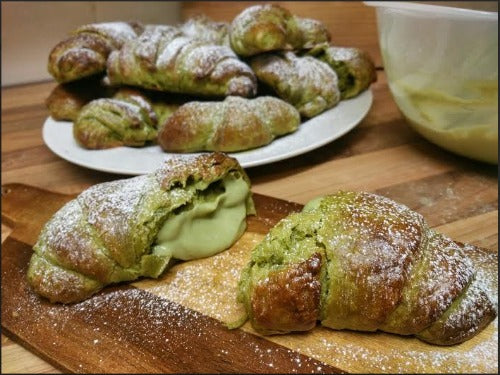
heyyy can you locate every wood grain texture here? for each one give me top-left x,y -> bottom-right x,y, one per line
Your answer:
1,184 -> 497,374
1,69 -> 498,373
1,187 -> 336,374
181,1 -> 382,67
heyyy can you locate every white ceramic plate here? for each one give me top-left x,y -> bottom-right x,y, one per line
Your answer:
43,89 -> 372,175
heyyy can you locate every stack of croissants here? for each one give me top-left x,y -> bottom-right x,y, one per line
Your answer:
45,4 -> 376,152
31,3 -> 496,349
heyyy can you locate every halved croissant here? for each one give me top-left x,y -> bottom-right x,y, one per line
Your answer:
158,96 -> 301,153
106,25 -> 257,97
48,22 -> 144,83
28,153 -> 255,303
238,191 -> 497,345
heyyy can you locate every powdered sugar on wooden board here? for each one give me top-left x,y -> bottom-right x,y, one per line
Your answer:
133,231 -> 263,324
134,220 -> 498,374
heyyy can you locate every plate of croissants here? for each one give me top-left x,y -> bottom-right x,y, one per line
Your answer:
43,4 -> 376,175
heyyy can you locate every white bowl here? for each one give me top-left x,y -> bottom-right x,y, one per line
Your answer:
365,2 -> 498,164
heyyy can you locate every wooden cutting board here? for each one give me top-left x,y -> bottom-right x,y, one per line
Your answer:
1,184 -> 498,374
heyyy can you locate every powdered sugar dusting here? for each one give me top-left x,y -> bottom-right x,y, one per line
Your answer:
108,25 -> 256,96
80,174 -> 153,231
134,231 -> 264,323
23,188 -> 497,372
271,324 -> 498,374
156,35 -> 193,71
180,16 -> 229,46
77,22 -> 141,47
252,52 -> 340,116
234,191 -> 497,371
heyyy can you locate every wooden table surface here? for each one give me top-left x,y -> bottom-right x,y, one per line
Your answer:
1,71 -> 498,373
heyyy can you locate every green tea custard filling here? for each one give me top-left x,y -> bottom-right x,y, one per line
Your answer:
153,173 -> 251,261
27,153 -> 255,303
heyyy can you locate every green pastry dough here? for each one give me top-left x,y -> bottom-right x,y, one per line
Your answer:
308,44 -> 376,99
158,96 -> 301,152
73,96 -> 158,149
251,51 -> 340,118
73,87 -> 185,149
238,191 -> 497,345
106,25 -> 257,97
229,4 -> 330,57
27,153 -> 255,303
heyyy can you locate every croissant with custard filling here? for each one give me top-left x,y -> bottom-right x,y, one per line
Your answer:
28,153 -> 255,303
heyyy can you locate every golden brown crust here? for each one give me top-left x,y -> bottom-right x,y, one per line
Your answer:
251,51 -> 340,118
45,78 -> 113,121
229,4 -> 301,57
239,191 -> 497,345
157,96 -> 300,152
416,275 -> 497,345
27,254 -> 102,304
48,22 -> 144,83
156,152 -> 251,190
229,4 -> 330,57
318,192 -> 426,331
381,233 -> 474,335
251,253 -> 322,334
296,18 -> 331,49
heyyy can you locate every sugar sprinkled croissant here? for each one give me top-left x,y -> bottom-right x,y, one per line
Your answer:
238,191 -> 497,345
73,94 -> 158,149
180,15 -> 230,46
251,51 -> 340,118
112,87 -> 184,128
308,44 -> 377,99
28,153 -> 255,303
229,4 -> 330,57
106,25 -> 257,97
158,96 -> 301,153
73,87 -> 185,149
48,22 -> 144,83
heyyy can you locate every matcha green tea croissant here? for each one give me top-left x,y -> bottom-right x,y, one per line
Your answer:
238,191 -> 497,345
308,44 -> 377,99
28,153 -> 255,303
48,21 -> 144,83
106,25 -> 257,97
73,96 -> 158,149
180,15 -> 230,46
73,87 -> 183,149
158,96 -> 300,153
229,4 -> 330,57
251,51 -> 340,118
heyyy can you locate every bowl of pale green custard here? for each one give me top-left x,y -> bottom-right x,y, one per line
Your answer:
366,2 -> 498,164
